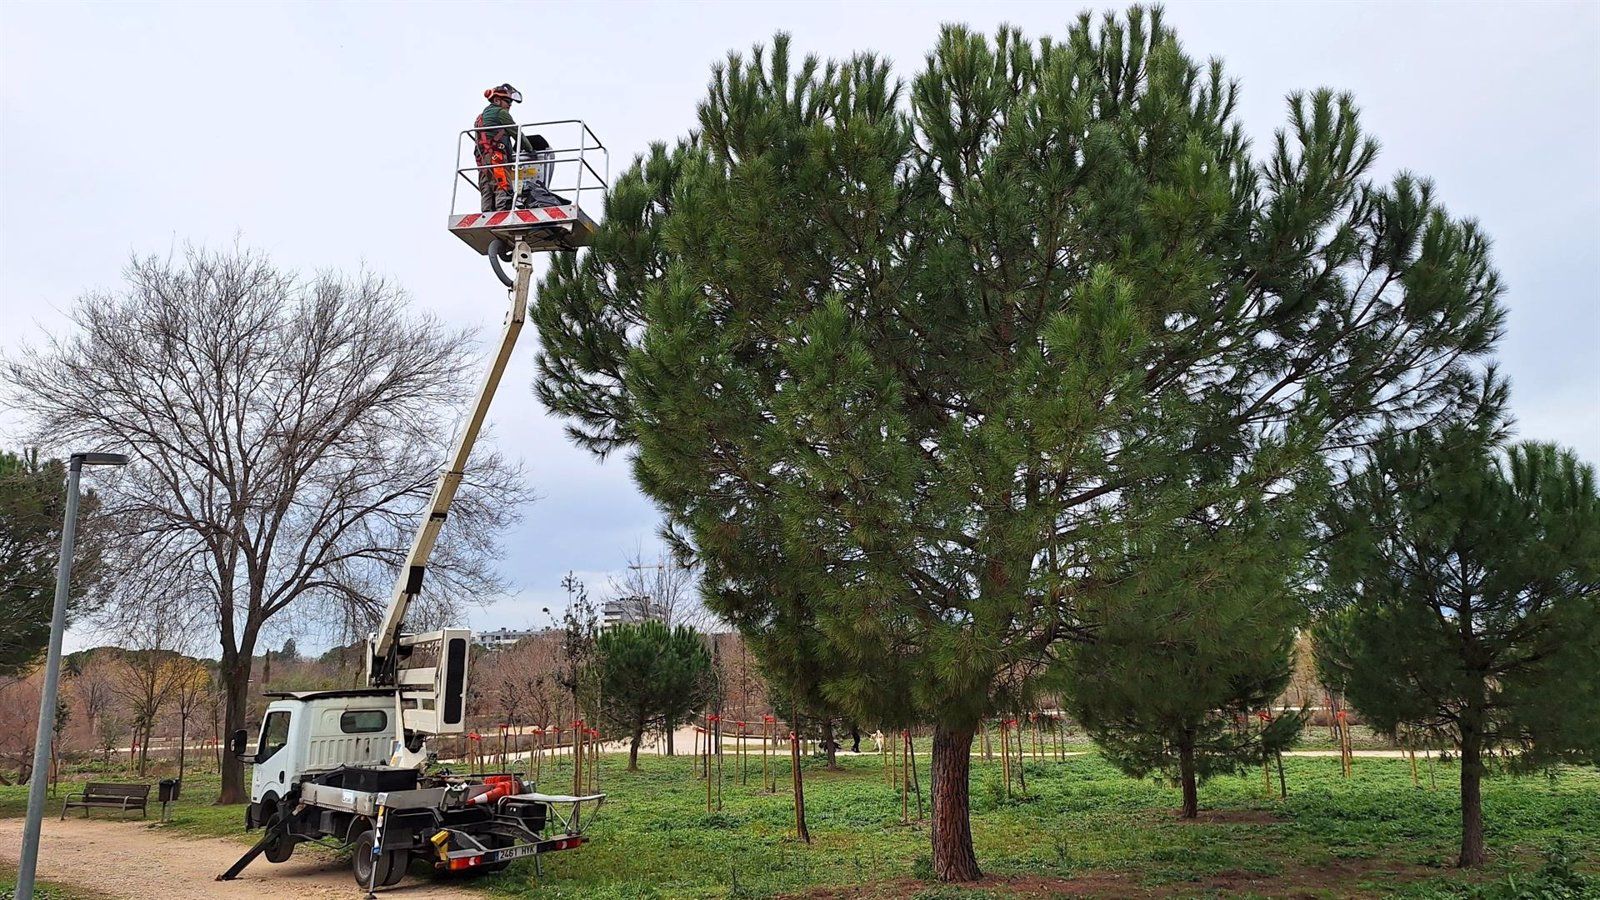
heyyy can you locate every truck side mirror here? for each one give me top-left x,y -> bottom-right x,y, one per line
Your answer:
230,729 -> 250,760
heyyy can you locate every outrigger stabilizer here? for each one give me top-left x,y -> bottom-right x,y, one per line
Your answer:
216,812 -> 293,882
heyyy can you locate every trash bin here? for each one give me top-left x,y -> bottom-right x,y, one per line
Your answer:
158,778 -> 181,803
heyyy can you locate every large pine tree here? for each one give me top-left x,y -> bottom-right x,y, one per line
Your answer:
534,9 -> 1502,879
1316,422 -> 1600,867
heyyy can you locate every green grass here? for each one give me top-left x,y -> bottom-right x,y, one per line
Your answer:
5,752 -> 1594,898
476,751 -> 1598,898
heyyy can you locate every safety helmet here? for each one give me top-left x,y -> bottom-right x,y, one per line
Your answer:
485,83 -> 523,104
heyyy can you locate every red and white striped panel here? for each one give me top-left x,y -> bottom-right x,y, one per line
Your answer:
449,205 -> 574,230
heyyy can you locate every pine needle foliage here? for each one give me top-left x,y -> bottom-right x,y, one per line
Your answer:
594,621 -> 715,770
534,8 -> 1504,879
0,450 -> 105,677
1316,422 -> 1600,867
1055,485 -> 1313,818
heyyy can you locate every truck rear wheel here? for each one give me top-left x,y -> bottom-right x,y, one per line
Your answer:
382,851 -> 409,886
351,829 -> 396,888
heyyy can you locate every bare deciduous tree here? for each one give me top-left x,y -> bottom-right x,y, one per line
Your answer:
70,659 -> 116,754
608,547 -> 714,632
107,600 -> 192,777
171,658 -> 213,784
5,246 -> 529,802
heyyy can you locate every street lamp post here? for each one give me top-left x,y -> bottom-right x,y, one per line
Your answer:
16,451 -> 127,900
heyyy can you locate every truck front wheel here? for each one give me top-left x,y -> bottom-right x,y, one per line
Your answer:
263,829 -> 295,863
260,801 -> 294,863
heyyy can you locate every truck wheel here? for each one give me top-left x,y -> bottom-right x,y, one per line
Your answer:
351,829 -> 395,888
262,807 -> 294,863
264,831 -> 295,864
381,850 -> 409,886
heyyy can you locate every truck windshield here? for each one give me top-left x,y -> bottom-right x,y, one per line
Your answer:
259,710 -> 291,760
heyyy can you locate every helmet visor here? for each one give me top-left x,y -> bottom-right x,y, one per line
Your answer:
508,88 -> 523,103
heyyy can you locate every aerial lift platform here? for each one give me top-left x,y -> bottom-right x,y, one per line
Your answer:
447,119 -> 608,269
218,117 -> 608,895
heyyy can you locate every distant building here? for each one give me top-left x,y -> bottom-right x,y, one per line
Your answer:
476,627 -> 541,650
601,595 -> 663,630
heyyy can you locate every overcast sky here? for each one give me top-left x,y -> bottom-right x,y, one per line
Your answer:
3,1 -> 1596,653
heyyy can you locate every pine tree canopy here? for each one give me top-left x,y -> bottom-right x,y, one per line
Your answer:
1317,427 -> 1600,768
1315,421 -> 1599,867
0,449 -> 104,677
1054,481 -> 1313,813
594,620 -> 714,767
533,6 -> 1505,878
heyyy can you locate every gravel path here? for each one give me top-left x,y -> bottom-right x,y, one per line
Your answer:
0,816 -> 475,899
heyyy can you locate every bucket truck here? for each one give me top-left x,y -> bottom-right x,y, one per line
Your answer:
218,120 -> 608,891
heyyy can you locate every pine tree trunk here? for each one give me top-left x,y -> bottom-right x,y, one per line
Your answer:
1178,731 -> 1199,819
789,731 -> 810,843
930,724 -> 981,882
822,720 -> 839,770
1457,725 -> 1486,867
628,727 -> 642,771
666,726 -> 674,757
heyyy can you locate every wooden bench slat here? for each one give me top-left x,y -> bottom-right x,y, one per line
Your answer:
62,783 -> 151,819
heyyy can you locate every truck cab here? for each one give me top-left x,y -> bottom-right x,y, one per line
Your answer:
246,690 -> 398,828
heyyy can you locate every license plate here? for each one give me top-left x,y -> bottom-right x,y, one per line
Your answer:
491,842 -> 540,863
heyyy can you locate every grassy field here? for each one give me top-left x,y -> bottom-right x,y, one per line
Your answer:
480,750 -> 1597,899
2,751 -> 1595,898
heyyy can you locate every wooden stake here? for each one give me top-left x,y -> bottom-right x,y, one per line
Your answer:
714,717 -> 724,811
881,730 -> 890,784
572,720 -> 585,797
900,730 -> 909,824
907,729 -> 924,820
999,719 -> 1011,798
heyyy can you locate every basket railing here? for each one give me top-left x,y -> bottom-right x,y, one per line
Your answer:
452,119 -> 608,218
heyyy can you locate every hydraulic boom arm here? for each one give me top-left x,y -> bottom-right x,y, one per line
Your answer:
369,239 -> 535,683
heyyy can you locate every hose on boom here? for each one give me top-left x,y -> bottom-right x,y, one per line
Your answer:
488,238 -> 515,287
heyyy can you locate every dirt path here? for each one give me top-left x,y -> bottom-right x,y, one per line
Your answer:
0,817 -> 475,899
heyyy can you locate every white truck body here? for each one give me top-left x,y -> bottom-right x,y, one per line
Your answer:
250,692 -> 397,810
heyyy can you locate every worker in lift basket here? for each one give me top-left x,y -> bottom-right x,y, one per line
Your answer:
474,83 -> 522,212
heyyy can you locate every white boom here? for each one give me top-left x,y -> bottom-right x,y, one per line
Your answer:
366,239 -> 536,709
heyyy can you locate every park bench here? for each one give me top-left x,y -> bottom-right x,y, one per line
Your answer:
60,782 -> 150,819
